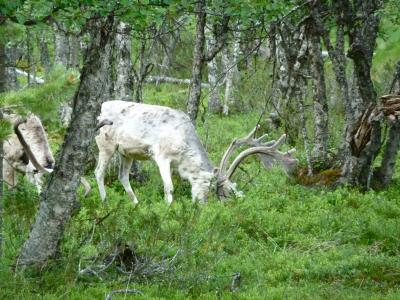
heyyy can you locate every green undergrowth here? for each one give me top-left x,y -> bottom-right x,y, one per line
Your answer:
0,66 -> 79,130
1,112 -> 400,299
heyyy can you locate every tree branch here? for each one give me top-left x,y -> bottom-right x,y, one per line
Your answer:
203,15 -> 230,62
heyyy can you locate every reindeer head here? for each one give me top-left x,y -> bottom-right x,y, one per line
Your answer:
215,125 -> 298,199
13,115 -> 55,191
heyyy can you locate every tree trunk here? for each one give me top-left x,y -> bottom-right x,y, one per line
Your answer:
271,22 -> 299,145
373,61 -> 400,186
68,35 -> 79,69
18,15 -> 116,266
205,26 -> 221,113
222,27 -> 240,115
311,1 -> 351,162
5,45 -> 20,90
53,24 -> 69,67
26,27 -> 33,87
187,0 -> 206,122
37,34 -> 51,75
307,22 -> 329,163
145,75 -> 209,87
160,20 -> 181,76
341,0 -> 381,189
113,22 -> 132,101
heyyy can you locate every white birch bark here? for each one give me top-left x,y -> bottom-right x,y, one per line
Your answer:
205,26 -> 221,113
113,22 -> 132,101
308,26 -> 329,163
222,27 -> 240,115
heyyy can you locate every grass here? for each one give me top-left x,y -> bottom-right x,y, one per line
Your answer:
1,109 -> 400,299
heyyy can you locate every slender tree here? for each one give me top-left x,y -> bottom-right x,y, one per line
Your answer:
18,15 -> 117,265
205,25 -> 222,113
187,0 -> 207,122
307,17 -> 329,163
373,61 -> 400,186
222,25 -> 240,115
53,23 -> 69,67
187,0 -> 229,122
113,21 -> 133,101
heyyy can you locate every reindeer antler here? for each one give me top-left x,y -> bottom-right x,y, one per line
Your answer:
216,126 -> 297,198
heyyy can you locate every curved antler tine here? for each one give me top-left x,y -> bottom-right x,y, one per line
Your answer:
239,125 -> 259,142
272,134 -> 286,149
218,125 -> 261,176
287,148 -> 296,155
255,133 -> 269,142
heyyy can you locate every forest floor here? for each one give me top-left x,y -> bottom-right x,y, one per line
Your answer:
1,110 -> 400,299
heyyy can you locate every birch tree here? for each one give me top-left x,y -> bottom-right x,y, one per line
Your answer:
187,0 -> 229,122
18,15 -> 117,265
306,18 -> 329,163
205,25 -> 222,114
113,21 -> 133,101
222,26 -> 240,115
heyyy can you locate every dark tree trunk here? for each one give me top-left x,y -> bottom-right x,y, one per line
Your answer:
373,62 -> 400,186
37,34 -> 51,75
134,37 -> 147,103
187,0 -> 206,122
373,122 -> 400,186
18,15 -> 116,266
341,0 -> 382,189
311,1 -> 351,160
26,27 -> 32,86
68,35 -> 80,69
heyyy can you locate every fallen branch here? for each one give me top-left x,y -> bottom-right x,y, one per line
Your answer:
105,289 -> 143,300
145,75 -> 210,88
8,68 -> 44,84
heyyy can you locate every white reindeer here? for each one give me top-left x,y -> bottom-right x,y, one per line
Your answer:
3,114 -> 55,191
95,100 -> 298,204
3,113 -> 91,195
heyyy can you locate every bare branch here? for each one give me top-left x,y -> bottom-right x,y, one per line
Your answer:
105,289 -> 143,300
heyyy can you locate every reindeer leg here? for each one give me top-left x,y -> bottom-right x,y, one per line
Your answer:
119,155 -> 139,205
94,143 -> 115,201
154,156 -> 173,205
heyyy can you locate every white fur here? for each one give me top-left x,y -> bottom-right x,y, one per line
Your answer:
95,101 -> 214,204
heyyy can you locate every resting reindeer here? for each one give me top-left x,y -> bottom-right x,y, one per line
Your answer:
3,113 -> 91,195
95,100 -> 298,204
